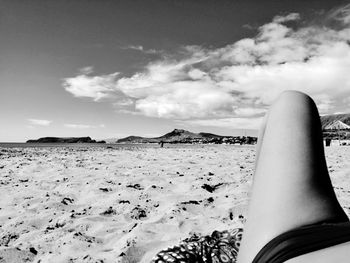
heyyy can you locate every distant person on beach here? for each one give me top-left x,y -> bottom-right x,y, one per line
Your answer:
152,91 -> 350,263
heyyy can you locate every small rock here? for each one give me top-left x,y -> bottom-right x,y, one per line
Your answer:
100,207 -> 117,216
229,212 -> 234,220
61,197 -> 74,205
126,184 -> 144,190
181,200 -> 201,205
130,207 -> 147,220
201,183 -> 223,193
29,247 -> 38,255
207,197 -> 214,203
99,187 -> 112,192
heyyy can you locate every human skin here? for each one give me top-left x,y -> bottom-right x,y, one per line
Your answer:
237,91 -> 349,263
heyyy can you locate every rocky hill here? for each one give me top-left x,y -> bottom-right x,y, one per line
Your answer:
115,113 -> 350,144
157,129 -> 202,141
321,113 -> 350,140
320,113 -> 350,129
117,129 -> 208,143
116,129 -> 257,144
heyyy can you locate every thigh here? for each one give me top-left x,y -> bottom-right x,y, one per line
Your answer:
237,91 -> 347,263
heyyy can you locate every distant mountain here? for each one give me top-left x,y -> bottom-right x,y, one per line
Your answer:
321,113 -> 350,129
116,129 -> 257,144
320,113 -> 350,140
26,137 -> 106,143
117,129 -> 206,143
157,129 -> 203,141
115,136 -> 146,143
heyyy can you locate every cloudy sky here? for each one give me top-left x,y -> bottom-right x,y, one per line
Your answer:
1,0 -> 350,142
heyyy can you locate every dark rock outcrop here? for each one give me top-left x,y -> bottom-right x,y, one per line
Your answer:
26,137 -> 97,143
116,136 -> 145,143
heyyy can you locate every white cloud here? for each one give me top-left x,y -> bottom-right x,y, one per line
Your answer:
133,80 -> 235,118
27,119 -> 52,126
64,124 -> 91,129
328,4 -> 350,25
124,45 -> 158,54
183,117 -> 263,130
273,13 -> 300,23
63,4 -> 350,128
234,108 -> 267,117
79,66 -> 94,75
63,71 -> 120,101
114,98 -> 134,106
128,45 -> 144,51
64,123 -> 105,129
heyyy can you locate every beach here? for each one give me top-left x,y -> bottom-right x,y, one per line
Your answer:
1,144 -> 350,263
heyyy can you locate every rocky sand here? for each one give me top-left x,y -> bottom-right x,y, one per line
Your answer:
1,145 -> 350,262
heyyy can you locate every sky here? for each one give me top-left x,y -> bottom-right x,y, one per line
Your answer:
1,0 -> 350,142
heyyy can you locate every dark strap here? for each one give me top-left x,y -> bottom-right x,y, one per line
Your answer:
253,221 -> 350,263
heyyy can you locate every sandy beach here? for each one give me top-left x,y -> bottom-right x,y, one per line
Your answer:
1,144 -> 350,263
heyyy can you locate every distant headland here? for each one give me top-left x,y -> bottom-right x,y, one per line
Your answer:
24,113 -> 350,145
116,129 -> 257,145
115,113 -> 350,144
26,137 -> 106,144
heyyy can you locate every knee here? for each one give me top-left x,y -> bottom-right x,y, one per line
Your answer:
277,90 -> 313,106
271,90 -> 318,117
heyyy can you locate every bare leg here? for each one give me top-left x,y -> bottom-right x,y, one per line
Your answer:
237,91 -> 348,263
253,112 -> 268,172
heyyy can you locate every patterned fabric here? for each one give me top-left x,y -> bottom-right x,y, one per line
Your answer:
151,228 -> 243,263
